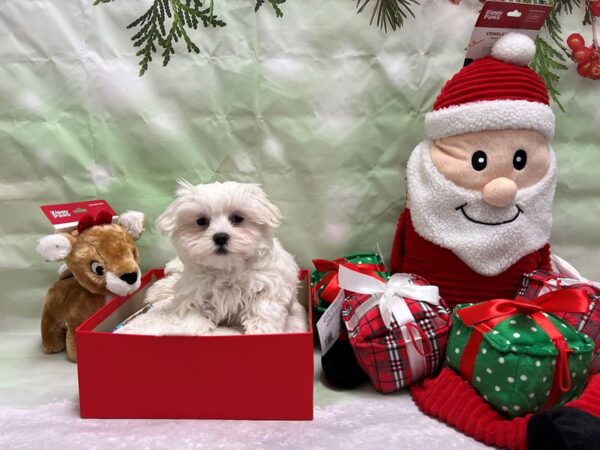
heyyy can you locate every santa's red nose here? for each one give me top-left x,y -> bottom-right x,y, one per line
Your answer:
482,177 -> 518,208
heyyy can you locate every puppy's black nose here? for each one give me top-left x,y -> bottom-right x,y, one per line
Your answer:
120,272 -> 138,285
213,233 -> 229,247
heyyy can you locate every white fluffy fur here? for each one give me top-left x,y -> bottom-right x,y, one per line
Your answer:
491,32 -> 536,67
407,141 -> 557,277
36,234 -> 72,261
425,100 -> 555,141
118,211 -> 145,240
116,181 -> 308,336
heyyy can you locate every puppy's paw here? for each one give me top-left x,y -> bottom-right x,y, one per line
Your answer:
243,318 -> 285,335
243,298 -> 288,334
285,303 -> 309,333
212,326 -> 244,336
144,276 -> 178,304
164,258 -> 184,276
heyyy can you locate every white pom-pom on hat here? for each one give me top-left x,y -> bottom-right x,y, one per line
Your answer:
491,32 -> 536,67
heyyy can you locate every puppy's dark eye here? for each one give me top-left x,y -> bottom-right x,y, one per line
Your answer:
513,149 -> 527,170
196,217 -> 210,227
91,261 -> 104,276
471,150 -> 487,171
230,214 -> 244,225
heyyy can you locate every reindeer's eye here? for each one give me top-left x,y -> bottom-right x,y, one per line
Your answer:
196,217 -> 210,227
230,214 -> 244,225
91,261 -> 104,276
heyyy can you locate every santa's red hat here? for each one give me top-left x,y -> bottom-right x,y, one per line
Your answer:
425,32 -> 555,141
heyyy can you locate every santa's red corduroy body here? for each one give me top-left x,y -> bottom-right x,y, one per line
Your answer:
388,32 -> 600,450
391,209 -> 552,309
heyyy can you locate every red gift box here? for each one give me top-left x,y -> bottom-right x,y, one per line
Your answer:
516,269 -> 600,373
76,269 -> 314,420
338,267 -> 451,393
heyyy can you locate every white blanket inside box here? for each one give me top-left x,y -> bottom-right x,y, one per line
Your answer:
75,269 -> 314,420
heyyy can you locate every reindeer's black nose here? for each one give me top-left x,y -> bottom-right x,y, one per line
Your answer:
120,272 -> 138,285
213,233 -> 229,247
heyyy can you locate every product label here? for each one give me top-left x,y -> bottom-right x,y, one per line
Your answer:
40,200 -> 116,232
465,1 -> 553,64
316,290 -> 345,355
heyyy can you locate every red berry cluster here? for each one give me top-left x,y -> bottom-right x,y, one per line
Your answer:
567,33 -> 600,79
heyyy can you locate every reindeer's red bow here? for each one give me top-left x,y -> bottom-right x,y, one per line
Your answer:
77,210 -> 113,234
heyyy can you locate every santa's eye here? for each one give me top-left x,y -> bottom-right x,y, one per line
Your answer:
471,150 -> 487,171
91,261 -> 104,276
230,214 -> 244,225
513,149 -> 527,170
196,217 -> 210,227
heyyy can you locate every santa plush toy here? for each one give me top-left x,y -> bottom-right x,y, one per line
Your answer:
323,33 -> 600,449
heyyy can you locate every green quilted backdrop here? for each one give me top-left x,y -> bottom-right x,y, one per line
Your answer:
1,0 -> 599,334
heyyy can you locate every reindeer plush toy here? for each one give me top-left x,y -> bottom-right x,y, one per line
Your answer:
36,210 -> 144,362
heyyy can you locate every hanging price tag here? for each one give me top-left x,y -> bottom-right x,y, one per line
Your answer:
40,200 -> 117,232
316,290 -> 345,355
465,1 -> 553,65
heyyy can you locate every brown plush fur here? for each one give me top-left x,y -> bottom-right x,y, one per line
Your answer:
40,222 -> 142,362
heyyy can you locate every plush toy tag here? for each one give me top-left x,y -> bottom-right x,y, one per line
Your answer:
464,0 -> 553,65
40,200 -> 117,232
316,290 -> 345,355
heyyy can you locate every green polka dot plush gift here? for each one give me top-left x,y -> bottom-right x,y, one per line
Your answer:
311,254 -> 389,322
447,290 -> 594,418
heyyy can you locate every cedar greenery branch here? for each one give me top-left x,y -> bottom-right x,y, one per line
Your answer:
93,0 -> 286,76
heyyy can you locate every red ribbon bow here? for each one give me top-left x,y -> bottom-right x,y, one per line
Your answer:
77,210 -> 113,234
312,258 -> 386,304
457,289 -> 590,329
457,289 -> 590,409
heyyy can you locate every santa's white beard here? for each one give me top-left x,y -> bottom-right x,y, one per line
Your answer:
406,141 -> 557,276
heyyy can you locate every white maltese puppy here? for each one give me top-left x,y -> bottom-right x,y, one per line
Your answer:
116,181 -> 307,336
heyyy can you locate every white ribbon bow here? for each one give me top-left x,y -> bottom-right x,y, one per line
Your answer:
551,254 -> 600,290
338,265 -> 441,382
338,265 -> 440,329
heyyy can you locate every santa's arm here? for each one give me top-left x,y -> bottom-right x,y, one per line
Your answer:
411,368 -> 600,450
539,243 -> 552,271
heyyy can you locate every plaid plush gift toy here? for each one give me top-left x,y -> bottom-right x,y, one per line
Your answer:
311,253 -> 388,322
516,260 -> 600,374
337,265 -> 451,393
447,290 -> 594,418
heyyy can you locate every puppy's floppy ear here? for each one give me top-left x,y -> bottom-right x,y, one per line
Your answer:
247,184 -> 282,228
155,179 -> 196,236
118,211 -> 145,240
37,233 -> 76,261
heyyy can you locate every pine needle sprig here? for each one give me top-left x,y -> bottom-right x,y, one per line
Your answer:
355,0 -> 419,33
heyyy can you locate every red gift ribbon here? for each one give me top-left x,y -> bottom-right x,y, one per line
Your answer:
312,258 -> 386,305
456,289 -> 590,410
